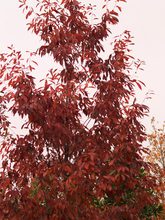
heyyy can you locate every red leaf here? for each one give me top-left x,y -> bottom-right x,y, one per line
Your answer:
136,81 -> 142,90
26,10 -> 33,19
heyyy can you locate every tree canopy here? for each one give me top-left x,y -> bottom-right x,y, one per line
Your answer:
0,0 -> 161,219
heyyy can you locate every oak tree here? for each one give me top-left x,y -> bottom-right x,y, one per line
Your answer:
0,0 -> 160,219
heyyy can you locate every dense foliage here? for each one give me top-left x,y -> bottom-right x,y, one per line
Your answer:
0,0 -> 160,219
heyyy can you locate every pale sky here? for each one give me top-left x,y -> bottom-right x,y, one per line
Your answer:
0,0 -> 165,131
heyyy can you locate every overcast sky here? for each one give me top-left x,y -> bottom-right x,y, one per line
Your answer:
0,0 -> 165,131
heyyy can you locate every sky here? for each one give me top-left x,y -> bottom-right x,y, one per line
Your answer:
0,0 -> 165,132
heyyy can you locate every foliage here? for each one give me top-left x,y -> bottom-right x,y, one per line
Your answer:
147,118 -> 165,219
0,0 -> 160,219
140,204 -> 163,220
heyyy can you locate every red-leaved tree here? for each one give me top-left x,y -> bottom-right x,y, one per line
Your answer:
0,0 -> 160,219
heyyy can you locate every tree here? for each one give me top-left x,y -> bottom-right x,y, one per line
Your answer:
0,0 -> 160,219
147,118 -> 165,219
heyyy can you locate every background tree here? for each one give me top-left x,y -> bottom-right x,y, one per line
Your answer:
147,118 -> 165,219
0,0 -> 160,219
